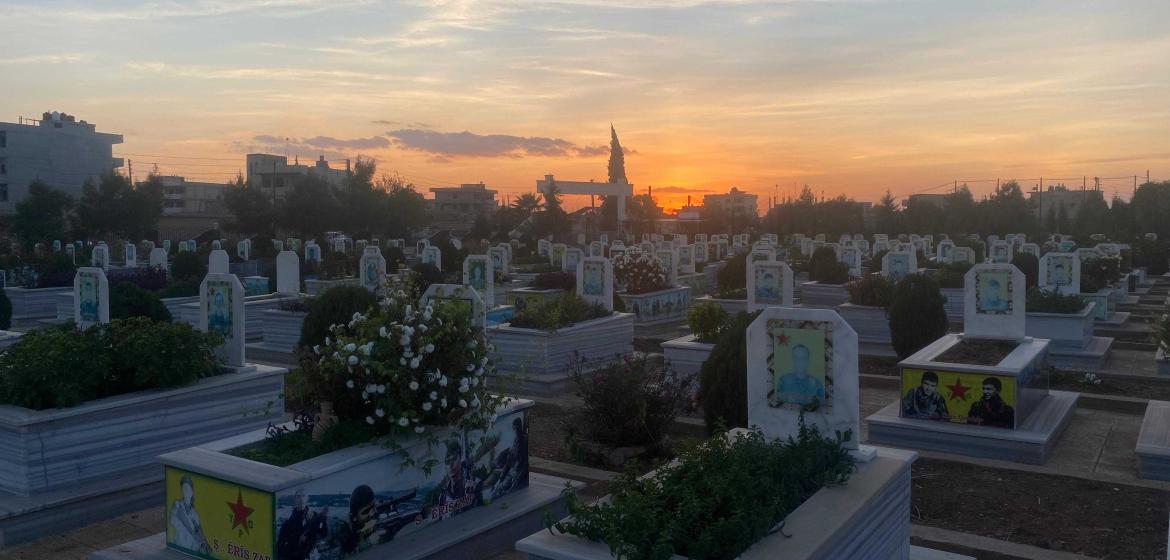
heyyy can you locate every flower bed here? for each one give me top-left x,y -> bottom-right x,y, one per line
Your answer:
617,286 -> 690,325
519,429 -> 918,560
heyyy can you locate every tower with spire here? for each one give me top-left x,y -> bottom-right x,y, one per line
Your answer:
607,124 -> 627,185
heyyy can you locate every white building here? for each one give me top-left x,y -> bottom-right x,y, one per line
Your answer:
245,153 -> 349,200
703,187 -> 759,218
0,112 -> 123,213
159,175 -> 228,216
429,182 -> 498,216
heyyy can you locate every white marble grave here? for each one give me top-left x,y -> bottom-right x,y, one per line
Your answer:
964,263 -> 1026,341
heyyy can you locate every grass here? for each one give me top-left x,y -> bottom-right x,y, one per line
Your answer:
229,420 -> 377,467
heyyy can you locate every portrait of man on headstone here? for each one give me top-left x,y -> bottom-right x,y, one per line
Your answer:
966,377 -> 1015,429
1048,257 -> 1071,286
768,321 -> 831,411
207,282 -> 233,336
79,272 -> 99,323
582,262 -> 604,296
976,271 -> 1012,314
901,370 -> 949,420
468,260 -> 487,290
755,267 -> 779,302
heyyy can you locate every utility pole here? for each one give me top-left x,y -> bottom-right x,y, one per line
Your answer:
127,159 -> 133,183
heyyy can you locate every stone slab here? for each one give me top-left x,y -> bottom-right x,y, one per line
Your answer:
1136,400 -> 1170,481
1046,336 -> 1113,371
1095,311 -> 1131,326
88,473 -> 581,560
867,390 -> 1079,465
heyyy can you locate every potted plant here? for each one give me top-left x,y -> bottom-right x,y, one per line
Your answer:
614,251 -> 690,325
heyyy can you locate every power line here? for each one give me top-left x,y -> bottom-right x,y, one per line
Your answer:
113,152 -> 241,161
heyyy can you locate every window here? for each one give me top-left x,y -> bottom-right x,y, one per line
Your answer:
0,184 -> 7,202
0,158 -> 5,175
0,131 -> 6,148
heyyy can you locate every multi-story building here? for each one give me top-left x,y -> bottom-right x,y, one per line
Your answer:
155,175 -> 231,240
245,154 -> 349,200
429,182 -> 498,216
0,111 -> 123,213
1028,185 -> 1105,222
904,193 -> 952,209
703,187 -> 759,218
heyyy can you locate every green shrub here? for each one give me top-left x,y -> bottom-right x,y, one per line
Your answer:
298,286 -> 377,349
0,318 -> 221,410
0,288 -> 11,330
550,425 -> 853,560
699,311 -> 758,434
1011,253 -> 1039,290
934,261 -> 973,289
170,250 -> 206,282
715,252 -> 747,293
1155,312 -> 1170,352
508,292 -> 610,332
687,301 -> 729,343
1026,288 -> 1086,314
110,282 -> 172,322
1133,239 -> 1169,275
567,355 -> 692,449
1081,257 -> 1120,293
845,273 -> 893,308
807,247 -> 849,284
888,274 -> 949,359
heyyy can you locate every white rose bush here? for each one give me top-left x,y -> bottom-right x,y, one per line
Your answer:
612,250 -> 670,294
313,289 -> 502,442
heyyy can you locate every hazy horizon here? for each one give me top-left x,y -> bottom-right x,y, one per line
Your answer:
3,0 -> 1167,212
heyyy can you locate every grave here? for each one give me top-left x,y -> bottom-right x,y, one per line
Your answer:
199,273 -> 250,370
1028,252 -> 1111,369
463,254 -> 495,307
867,263 -> 1079,464
149,247 -> 168,271
73,267 -> 110,329
359,246 -> 387,292
421,245 -> 442,270
746,260 -> 794,311
124,243 -> 137,267
881,250 -> 918,281
576,256 -> 613,311
92,243 -> 110,270
208,250 -> 230,275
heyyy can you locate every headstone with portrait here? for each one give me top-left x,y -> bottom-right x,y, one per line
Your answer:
489,246 -> 509,276
73,267 -> 110,330
989,240 -> 1012,264
576,256 -> 614,311
550,243 -> 567,268
881,250 -> 917,281
359,246 -> 387,292
92,243 -> 110,270
200,273 -> 247,368
746,306 -> 869,459
124,243 -> 137,267
537,239 -> 551,257
304,242 -> 322,264
237,239 -> 251,261
964,263 -> 1026,341
1038,252 -> 1080,295
657,248 -> 678,286
677,244 -> 696,274
420,283 -> 486,330
422,246 -> 443,271
936,240 -> 955,263
462,255 -> 494,307
839,246 -> 862,277
694,241 -> 709,264
149,247 -> 168,271
562,247 -> 584,274
1019,243 -> 1040,258
952,246 -> 976,264
747,260 -> 794,312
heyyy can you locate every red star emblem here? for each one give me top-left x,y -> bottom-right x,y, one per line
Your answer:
226,490 -> 254,533
776,332 -> 790,346
946,378 -> 969,402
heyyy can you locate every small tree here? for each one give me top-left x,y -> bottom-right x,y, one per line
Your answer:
298,286 -> 377,349
888,274 -> 948,359
807,247 -> 849,284
699,311 -> 758,434
1010,253 -> 1039,290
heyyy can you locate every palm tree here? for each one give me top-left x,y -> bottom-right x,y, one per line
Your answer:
512,193 -> 542,217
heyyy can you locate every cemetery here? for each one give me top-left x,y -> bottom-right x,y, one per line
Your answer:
1,223 -> 1170,560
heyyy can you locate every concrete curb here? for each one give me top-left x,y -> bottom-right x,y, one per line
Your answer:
911,525 -> 1098,560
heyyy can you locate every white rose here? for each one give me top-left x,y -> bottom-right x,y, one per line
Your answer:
439,376 -> 448,387
375,408 -> 385,418
361,391 -> 368,399
400,357 -> 407,365
398,417 -> 409,427
313,345 -> 321,355
425,343 -> 435,354
459,399 -> 468,408
429,391 -> 438,400
414,426 -> 425,433
441,398 -> 448,408
409,381 -> 419,391
422,402 -> 433,411
348,355 -> 358,365
379,326 -> 388,338
377,384 -> 386,394
344,343 -> 356,352
410,357 -> 421,369
458,385 -> 469,393
366,416 -> 374,425
346,379 -> 355,389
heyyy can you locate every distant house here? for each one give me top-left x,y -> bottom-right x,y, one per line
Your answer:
245,154 -> 349,200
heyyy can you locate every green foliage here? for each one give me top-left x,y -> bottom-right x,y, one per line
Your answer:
407,263 -> 444,296
0,319 -> 220,410
74,172 -> 163,240
845,273 -> 893,308
1132,239 -> 1169,276
715,252 -> 747,293
0,289 -> 10,330
807,247 -> 849,284
110,282 -> 172,322
888,274 -> 949,359
1010,252 -> 1039,290
508,292 -> 610,332
687,301 -> 729,343
223,178 -> 277,236
230,420 -> 376,467
699,311 -> 758,434
934,261 -> 973,289
298,285 -> 377,348
1026,288 -> 1086,314
158,278 -> 200,298
550,425 -> 854,560
530,271 -> 577,291
1080,257 -> 1120,293
1155,312 -> 1170,352
12,181 -> 73,246
568,355 -> 691,449
1133,181 -> 1170,243
170,250 -> 206,283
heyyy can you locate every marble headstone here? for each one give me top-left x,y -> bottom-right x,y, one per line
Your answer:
304,242 -> 322,263
124,243 -> 137,267
420,284 -> 486,330
1039,252 -> 1080,295
208,249 -> 230,275
422,246 -> 442,271
562,248 -> 584,274
964,263 -> 1026,341
73,267 -> 110,330
91,243 -> 110,270
881,250 -> 917,281
746,307 -> 866,456
359,247 -> 387,292
200,272 -> 247,368
462,255 -> 494,307
989,240 -> 1012,264
576,256 -> 613,311
276,250 -> 300,294
489,246 -> 509,276
747,260 -> 794,312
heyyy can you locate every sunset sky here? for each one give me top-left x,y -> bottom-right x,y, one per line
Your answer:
2,0 -> 1168,212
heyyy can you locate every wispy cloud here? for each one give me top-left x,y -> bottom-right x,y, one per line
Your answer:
386,128 -> 617,159
1,0 -> 373,22
0,53 -> 83,65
